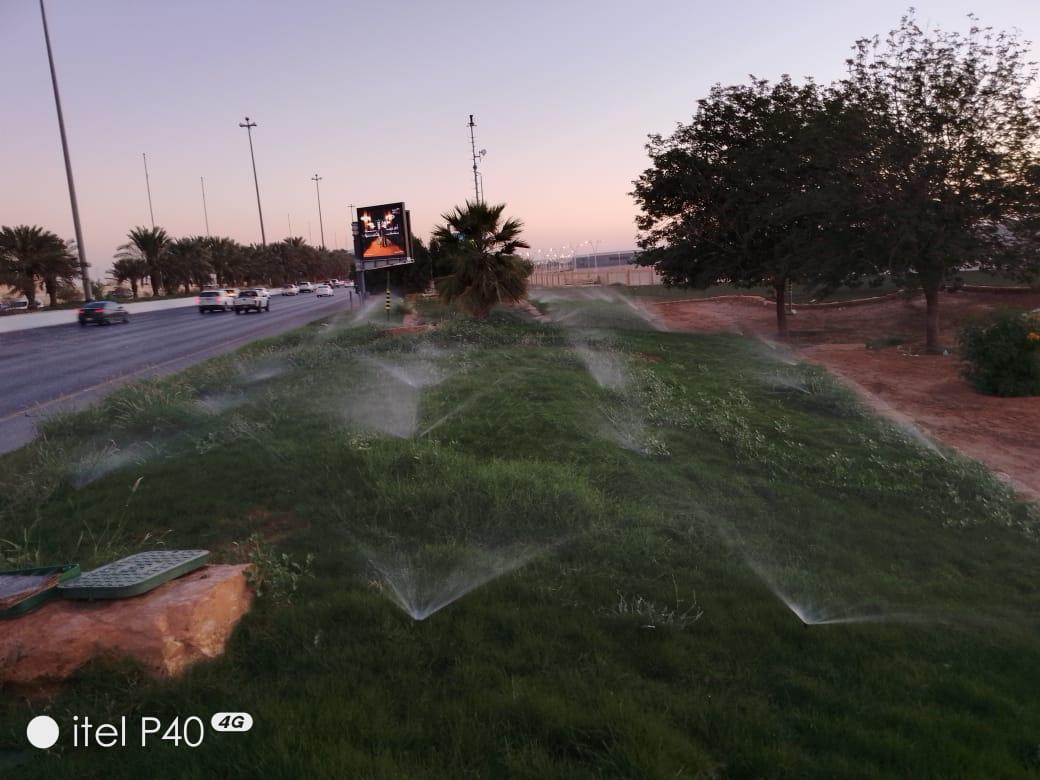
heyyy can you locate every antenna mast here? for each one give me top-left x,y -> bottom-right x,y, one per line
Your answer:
468,114 -> 481,203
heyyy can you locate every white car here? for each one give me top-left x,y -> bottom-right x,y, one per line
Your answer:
315,284 -> 334,297
234,288 -> 271,314
282,284 -> 299,296
298,281 -> 316,293
198,289 -> 233,313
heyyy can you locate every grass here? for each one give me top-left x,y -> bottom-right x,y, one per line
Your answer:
1,295 -> 1039,777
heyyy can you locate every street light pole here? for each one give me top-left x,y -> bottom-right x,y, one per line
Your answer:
39,0 -> 91,301
142,153 -> 155,228
238,117 -> 266,246
200,177 -> 210,235
311,173 -> 325,249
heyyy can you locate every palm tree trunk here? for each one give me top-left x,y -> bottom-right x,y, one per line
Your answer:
45,275 -> 58,307
22,275 -> 38,310
131,279 -> 139,300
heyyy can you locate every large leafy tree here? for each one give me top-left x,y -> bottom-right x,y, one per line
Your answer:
0,225 -> 75,309
844,13 -> 1040,353
120,226 -> 171,296
432,201 -> 532,318
632,76 -> 872,336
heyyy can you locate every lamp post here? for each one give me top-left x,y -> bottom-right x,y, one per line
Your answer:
39,0 -> 91,301
311,173 -> 325,249
200,177 -> 210,235
239,117 -> 266,246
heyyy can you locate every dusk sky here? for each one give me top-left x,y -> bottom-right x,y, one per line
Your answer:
3,0 -> 1038,276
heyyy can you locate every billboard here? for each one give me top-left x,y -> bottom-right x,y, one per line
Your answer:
357,203 -> 408,260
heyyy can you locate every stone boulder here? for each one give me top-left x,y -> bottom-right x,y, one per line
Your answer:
0,564 -> 253,687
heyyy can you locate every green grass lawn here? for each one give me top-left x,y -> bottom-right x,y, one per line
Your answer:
1,294 -> 1038,778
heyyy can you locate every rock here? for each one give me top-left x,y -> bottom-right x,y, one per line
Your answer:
0,564 -> 253,687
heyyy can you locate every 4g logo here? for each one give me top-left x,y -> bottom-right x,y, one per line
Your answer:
211,712 -> 254,733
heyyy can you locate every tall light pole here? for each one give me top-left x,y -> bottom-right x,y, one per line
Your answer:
239,117 -> 266,246
142,153 -> 155,228
468,114 -> 483,203
311,173 -> 326,249
200,177 -> 210,235
39,0 -> 91,301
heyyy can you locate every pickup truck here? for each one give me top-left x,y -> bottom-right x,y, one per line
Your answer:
233,288 -> 271,314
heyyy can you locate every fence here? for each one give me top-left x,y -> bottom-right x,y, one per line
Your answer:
529,265 -> 662,288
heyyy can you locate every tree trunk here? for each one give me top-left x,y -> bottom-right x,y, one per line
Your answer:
774,280 -> 789,338
131,279 -> 139,300
45,276 -> 58,307
923,282 -> 941,354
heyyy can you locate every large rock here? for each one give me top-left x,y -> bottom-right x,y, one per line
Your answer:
0,564 -> 253,687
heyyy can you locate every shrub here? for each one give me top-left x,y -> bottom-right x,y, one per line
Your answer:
959,308 -> 1040,396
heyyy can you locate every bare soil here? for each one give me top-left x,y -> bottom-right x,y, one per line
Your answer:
653,291 -> 1040,500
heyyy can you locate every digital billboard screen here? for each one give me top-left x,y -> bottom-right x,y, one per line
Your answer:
357,203 -> 408,260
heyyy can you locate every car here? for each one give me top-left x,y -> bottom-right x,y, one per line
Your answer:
298,281 -> 315,293
198,289 -> 233,313
109,287 -> 134,300
78,300 -> 129,326
3,299 -> 45,313
234,288 -> 271,314
315,283 -> 334,297
281,284 -> 299,296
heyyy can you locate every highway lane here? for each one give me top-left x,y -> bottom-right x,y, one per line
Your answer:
0,291 -> 358,453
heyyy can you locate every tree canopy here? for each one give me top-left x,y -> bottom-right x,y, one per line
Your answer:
0,225 -> 79,309
433,201 -> 532,318
633,12 -> 1040,349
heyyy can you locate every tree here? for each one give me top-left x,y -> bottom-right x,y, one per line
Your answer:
844,13 -> 1040,353
112,255 -> 149,299
632,76 -> 872,336
120,227 -> 171,296
165,237 -> 213,293
202,237 -> 245,286
431,201 -> 532,318
39,239 -> 80,306
0,225 -> 74,310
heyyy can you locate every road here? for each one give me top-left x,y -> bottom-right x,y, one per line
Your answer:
0,291 -> 357,454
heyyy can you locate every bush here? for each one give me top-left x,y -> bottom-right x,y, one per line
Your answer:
959,308 -> 1040,396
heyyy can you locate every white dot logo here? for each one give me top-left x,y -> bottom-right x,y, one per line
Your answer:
26,715 -> 60,749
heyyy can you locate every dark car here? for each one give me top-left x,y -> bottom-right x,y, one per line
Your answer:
78,300 -> 129,326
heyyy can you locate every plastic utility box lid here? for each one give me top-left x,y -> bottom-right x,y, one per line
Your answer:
58,550 -> 210,600
0,564 -> 80,619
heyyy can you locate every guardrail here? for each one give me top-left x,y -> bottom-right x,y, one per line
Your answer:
0,296 -> 198,334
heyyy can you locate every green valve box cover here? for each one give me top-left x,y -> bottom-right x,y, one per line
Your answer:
0,564 -> 81,619
58,550 -> 210,600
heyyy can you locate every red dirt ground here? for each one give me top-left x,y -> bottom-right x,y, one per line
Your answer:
652,291 -> 1040,501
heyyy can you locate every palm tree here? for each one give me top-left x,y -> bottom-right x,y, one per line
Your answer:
166,237 -> 213,293
0,225 -> 72,310
120,226 -> 170,296
201,236 -> 244,286
431,201 -> 532,318
112,255 -> 150,299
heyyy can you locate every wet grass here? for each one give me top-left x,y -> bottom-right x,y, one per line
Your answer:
1,298 -> 1039,778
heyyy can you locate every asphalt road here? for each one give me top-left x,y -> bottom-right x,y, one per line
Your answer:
0,291 -> 357,454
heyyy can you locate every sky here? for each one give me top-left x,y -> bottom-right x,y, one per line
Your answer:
2,0 -> 1038,277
